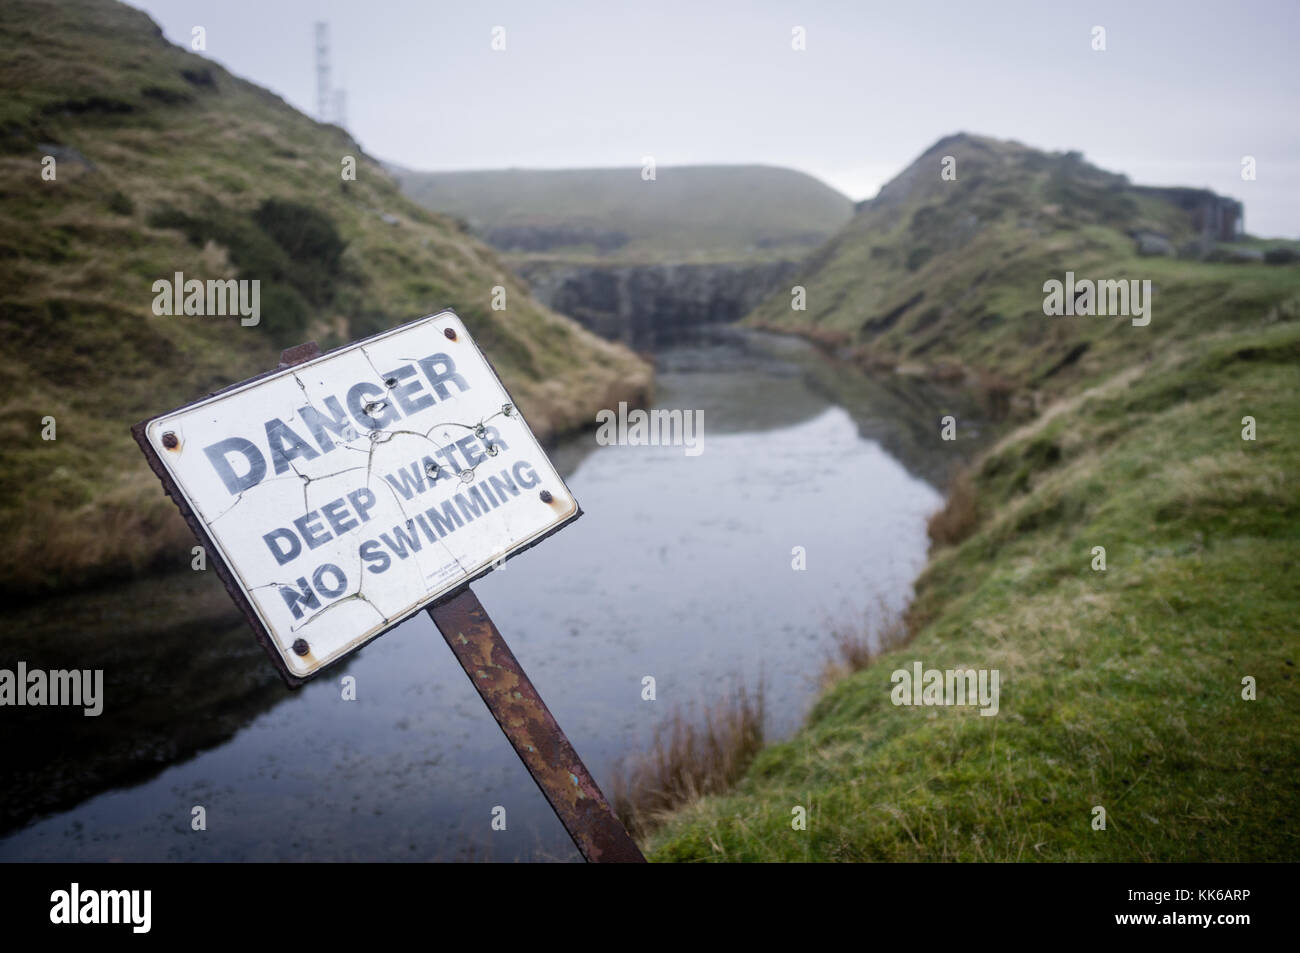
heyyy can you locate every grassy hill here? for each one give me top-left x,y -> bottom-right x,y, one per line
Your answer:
748,134 -> 1296,398
646,135 -> 1300,861
388,164 -> 855,264
0,0 -> 650,597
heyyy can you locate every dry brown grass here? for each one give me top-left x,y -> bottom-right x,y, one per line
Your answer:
750,319 -> 852,353
927,467 -> 978,547
4,486 -> 193,595
847,343 -> 898,373
929,358 -> 968,383
819,602 -> 911,688
975,369 -> 1015,421
612,679 -> 765,839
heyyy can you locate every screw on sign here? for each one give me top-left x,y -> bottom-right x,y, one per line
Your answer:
132,310 -> 644,863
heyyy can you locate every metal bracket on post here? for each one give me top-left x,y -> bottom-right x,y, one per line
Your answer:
428,588 -> 646,863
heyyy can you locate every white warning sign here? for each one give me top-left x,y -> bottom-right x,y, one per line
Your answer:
139,310 -> 579,681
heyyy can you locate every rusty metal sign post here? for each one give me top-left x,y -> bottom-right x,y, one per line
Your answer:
133,310 -> 644,863
429,589 -> 645,862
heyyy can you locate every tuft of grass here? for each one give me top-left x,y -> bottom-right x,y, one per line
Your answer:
975,368 -> 1016,420
612,680 -> 765,840
927,468 -> 978,547
821,607 -> 911,689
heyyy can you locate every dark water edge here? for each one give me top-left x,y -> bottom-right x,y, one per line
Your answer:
0,328 -> 990,859
1,571 -> 280,837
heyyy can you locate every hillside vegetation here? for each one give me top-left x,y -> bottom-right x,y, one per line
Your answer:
749,134 -> 1294,398
648,134 -> 1300,861
388,164 -> 854,264
0,0 -> 650,597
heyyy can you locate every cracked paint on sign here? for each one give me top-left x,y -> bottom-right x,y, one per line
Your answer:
140,311 -> 579,680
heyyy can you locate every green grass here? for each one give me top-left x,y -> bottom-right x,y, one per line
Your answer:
648,135 -> 1300,862
649,326 -> 1300,861
0,0 -> 651,597
749,134 -> 1300,400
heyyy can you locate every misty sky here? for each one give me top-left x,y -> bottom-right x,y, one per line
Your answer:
129,0 -> 1300,237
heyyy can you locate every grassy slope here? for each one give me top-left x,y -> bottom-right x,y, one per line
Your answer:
748,134 -> 1296,392
0,0 -> 650,596
389,164 -> 855,264
649,135 -> 1300,861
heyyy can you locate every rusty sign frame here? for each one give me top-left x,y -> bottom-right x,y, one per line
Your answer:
131,312 -> 581,688
133,314 -> 645,863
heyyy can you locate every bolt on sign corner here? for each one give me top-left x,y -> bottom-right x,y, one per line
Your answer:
134,310 -> 580,685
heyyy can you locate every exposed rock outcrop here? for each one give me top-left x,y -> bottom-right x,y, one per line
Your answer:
1131,186 -> 1244,241
516,259 -> 801,348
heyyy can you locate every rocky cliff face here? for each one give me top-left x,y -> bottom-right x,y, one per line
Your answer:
516,259 -> 801,348
1130,186 -> 1243,241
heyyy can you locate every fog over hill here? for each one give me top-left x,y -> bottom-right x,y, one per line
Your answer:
386,163 -> 854,263
390,163 -> 855,347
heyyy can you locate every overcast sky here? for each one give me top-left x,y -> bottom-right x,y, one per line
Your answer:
129,0 -> 1300,237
